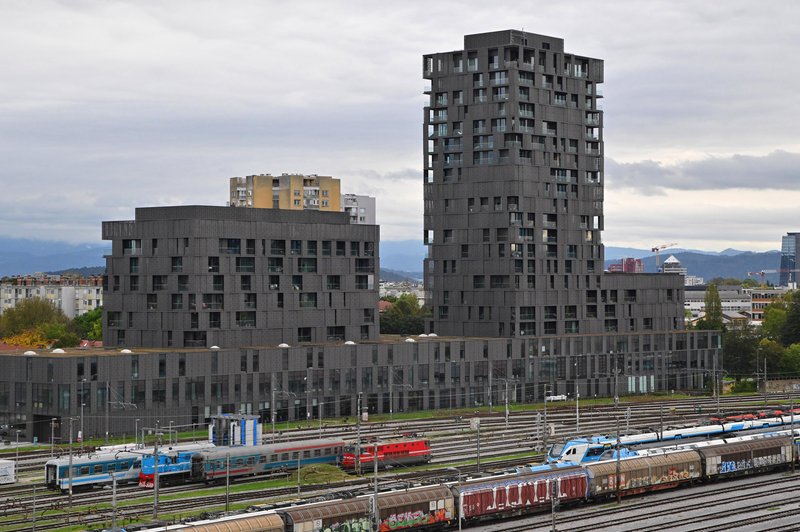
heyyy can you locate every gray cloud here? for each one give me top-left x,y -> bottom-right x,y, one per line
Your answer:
606,150 -> 800,193
2,0 -> 800,250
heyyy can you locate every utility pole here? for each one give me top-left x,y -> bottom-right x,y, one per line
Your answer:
68,417 -> 73,523
615,416 -> 621,504
153,421 -> 159,520
306,367 -> 312,427
225,452 -> 231,510
659,404 -> 664,441
791,396 -> 795,474
373,442 -> 379,532
488,364 -> 493,413
80,379 -> 86,450
476,420 -> 481,473
50,418 -> 56,457
505,379 -> 509,432
105,381 -> 110,444
550,477 -> 558,532
543,385 -> 551,456
111,472 -> 118,532
297,453 -> 301,496
319,400 -> 323,439
389,365 -> 394,420
356,393 -> 362,475
271,373 -> 276,443
764,358 -> 768,407
613,352 -> 619,409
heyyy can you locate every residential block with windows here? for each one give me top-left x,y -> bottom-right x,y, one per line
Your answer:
102,206 -> 379,348
423,30 -> 685,337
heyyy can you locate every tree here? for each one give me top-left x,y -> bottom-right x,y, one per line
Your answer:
707,277 -> 742,286
758,338 -> 786,376
380,294 -> 429,335
72,307 -> 103,340
782,343 -> 800,376
762,302 -> 788,341
722,327 -> 759,378
39,322 -> 81,348
698,284 -> 724,330
0,298 -> 68,337
781,297 -> 800,347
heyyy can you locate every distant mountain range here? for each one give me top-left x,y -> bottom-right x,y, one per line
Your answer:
0,237 -> 783,285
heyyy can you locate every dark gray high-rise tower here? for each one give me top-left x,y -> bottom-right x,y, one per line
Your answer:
780,232 -> 800,286
423,30 -> 684,337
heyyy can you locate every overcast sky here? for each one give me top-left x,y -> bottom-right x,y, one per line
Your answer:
2,1 -> 799,251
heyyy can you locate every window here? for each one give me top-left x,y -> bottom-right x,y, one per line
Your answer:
327,326 -> 345,341
236,311 -> 256,327
290,240 -> 302,255
213,275 -> 224,291
322,241 -> 332,256
268,257 -> 283,273
152,275 -> 167,291
209,312 -> 221,328
292,275 -> 303,291
171,294 -> 183,310
147,293 -> 158,310
208,256 -> 220,273
327,275 -> 341,290
300,293 -> 317,308
244,293 -> 257,309
270,240 -> 285,255
307,241 -> 317,255
241,275 -> 252,291
298,328 -> 312,342
123,239 -> 142,255
129,257 -> 139,273
336,241 -> 346,256
268,275 -> 279,290
171,257 -> 183,273
236,257 -> 255,272
245,239 -> 256,254
219,238 -> 241,254
473,275 -> 485,289
355,275 -> 370,290
129,275 -> 139,291
203,294 -> 224,310
350,242 -> 360,256
298,258 -> 317,273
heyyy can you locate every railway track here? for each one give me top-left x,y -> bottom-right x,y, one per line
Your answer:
2,393 -> 799,530
490,472 -> 800,531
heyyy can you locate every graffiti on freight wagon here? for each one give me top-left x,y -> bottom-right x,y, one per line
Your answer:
379,508 -> 449,530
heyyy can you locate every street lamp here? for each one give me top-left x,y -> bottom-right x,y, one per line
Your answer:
135,418 -> 141,448
14,430 -> 21,479
496,378 -> 517,433
447,467 -> 463,531
80,378 -> 87,449
574,362 -> 580,435
50,418 -> 56,457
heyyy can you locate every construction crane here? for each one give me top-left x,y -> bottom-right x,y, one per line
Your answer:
651,242 -> 677,272
747,269 -> 800,286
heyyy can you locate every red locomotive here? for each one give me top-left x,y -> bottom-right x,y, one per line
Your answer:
341,437 -> 432,470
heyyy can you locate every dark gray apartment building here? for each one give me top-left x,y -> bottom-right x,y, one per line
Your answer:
102,206 -> 379,348
423,30 -> 685,337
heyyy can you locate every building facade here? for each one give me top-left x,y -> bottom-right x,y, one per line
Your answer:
0,329 -> 720,442
1,280 -> 103,319
343,194 -> 377,225
102,206 -> 379,348
422,30 -> 685,338
229,174 -> 342,212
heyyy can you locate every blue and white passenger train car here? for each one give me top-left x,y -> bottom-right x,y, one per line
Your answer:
547,411 -> 797,464
45,450 -> 145,491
